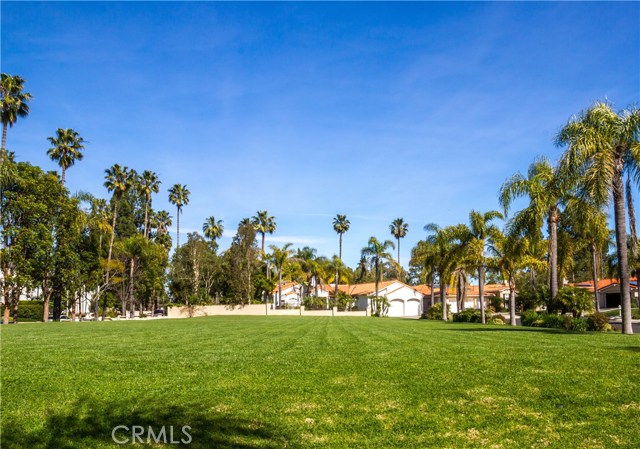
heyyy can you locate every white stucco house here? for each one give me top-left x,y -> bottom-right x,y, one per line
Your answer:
337,280 -> 425,317
573,278 -> 639,309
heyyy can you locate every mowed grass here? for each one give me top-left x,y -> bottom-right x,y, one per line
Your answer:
2,317 -> 639,448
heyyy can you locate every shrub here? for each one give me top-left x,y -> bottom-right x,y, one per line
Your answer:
570,317 -> 589,332
632,308 -> 640,320
587,312 -> 612,332
521,310 -> 540,327
543,313 -> 565,329
557,286 -> 594,317
0,301 -> 44,321
487,314 -> 506,325
452,309 -> 482,323
422,303 -> 452,321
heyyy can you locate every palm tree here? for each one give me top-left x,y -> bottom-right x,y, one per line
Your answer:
389,218 -> 409,270
1,73 -> 32,165
252,210 -> 276,255
557,102 -> 640,334
500,156 -> 567,304
46,128 -> 86,187
332,214 -> 350,295
168,184 -> 190,249
203,216 -> 224,244
137,170 -> 161,239
154,210 -> 172,235
410,239 -> 438,307
269,243 -> 293,307
488,227 -> 541,326
424,223 -> 467,321
464,210 -> 503,323
361,237 -> 395,302
103,164 -> 134,318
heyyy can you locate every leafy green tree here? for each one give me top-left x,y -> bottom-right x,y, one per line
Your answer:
168,184 -> 190,249
1,73 -> 32,165
410,239 -> 437,307
137,170 -> 161,239
557,286 -> 595,317
269,243 -> 294,307
46,128 -> 86,187
252,210 -> 276,255
557,102 -> 640,334
361,237 -> 395,309
224,221 -> 260,304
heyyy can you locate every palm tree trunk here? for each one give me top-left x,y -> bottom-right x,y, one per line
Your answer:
430,277 -> 435,307
626,177 -> 639,307
335,233 -> 342,298
176,208 -> 181,249
102,198 -> 119,319
397,238 -> 401,275
278,272 -> 282,308
548,205 -> 559,302
440,275 -> 447,321
143,198 -> 149,239
1,122 -> 7,165
478,265 -> 486,324
60,168 -> 66,188
591,241 -> 600,312
509,272 -> 516,326
261,232 -> 265,255
129,258 -> 135,318
613,167 -> 633,334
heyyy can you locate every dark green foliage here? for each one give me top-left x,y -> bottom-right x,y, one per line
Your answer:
421,303 -> 452,321
452,309 -> 483,323
333,291 -> 352,311
586,312 -> 612,331
521,310 -> 540,327
0,301 -> 44,321
557,286 -> 594,317
223,222 -> 260,304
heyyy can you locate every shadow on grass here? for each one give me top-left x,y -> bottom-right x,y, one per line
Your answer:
2,397 -> 297,449
434,324 -> 569,335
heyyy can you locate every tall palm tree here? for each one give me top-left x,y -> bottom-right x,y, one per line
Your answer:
1,73 -> 32,165
410,239 -> 438,307
137,170 -> 161,239
500,156 -> 567,304
269,243 -> 293,307
557,102 -> 640,334
464,210 -> 503,323
168,184 -> 190,249
389,218 -> 409,270
332,214 -> 350,295
46,128 -> 86,187
252,210 -> 276,255
361,237 -> 395,301
154,210 -> 172,235
103,164 -> 134,318
203,216 -> 224,244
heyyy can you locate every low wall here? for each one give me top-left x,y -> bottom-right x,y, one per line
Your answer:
166,304 -> 369,319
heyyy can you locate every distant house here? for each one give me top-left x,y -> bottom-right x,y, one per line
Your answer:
414,282 -> 512,313
573,278 -> 639,309
337,280 -> 425,317
271,280 -> 332,308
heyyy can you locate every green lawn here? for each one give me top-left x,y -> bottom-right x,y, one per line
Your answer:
2,317 -> 639,448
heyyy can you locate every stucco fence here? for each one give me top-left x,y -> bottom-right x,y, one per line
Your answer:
166,304 -> 369,319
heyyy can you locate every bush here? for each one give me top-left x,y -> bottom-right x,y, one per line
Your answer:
487,314 -> 506,325
542,313 -> 565,329
632,308 -> 640,319
587,312 -> 612,332
452,309 -> 482,323
570,317 -> 589,332
0,301 -> 44,321
422,303 -> 452,321
521,310 -> 540,327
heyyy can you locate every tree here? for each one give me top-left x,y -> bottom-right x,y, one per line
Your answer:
361,237 -> 395,307
409,239 -> 437,308
46,128 -> 86,187
103,164 -> 134,319
500,157 -> 568,304
137,170 -> 161,239
269,243 -> 294,308
463,210 -> 503,323
1,73 -> 32,166
224,222 -> 259,304
202,216 -> 224,245
557,102 -> 640,334
252,210 -> 276,255
332,214 -> 350,296
168,184 -> 190,249
389,218 -> 409,272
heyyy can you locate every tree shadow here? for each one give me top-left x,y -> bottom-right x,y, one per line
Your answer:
436,325 -> 570,335
2,397 -> 298,449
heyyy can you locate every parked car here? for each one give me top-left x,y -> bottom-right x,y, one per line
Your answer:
153,309 -> 165,317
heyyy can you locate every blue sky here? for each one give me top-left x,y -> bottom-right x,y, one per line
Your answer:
2,2 -> 639,268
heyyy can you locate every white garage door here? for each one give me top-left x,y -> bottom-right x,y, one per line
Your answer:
405,299 -> 420,316
388,299 -> 404,317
